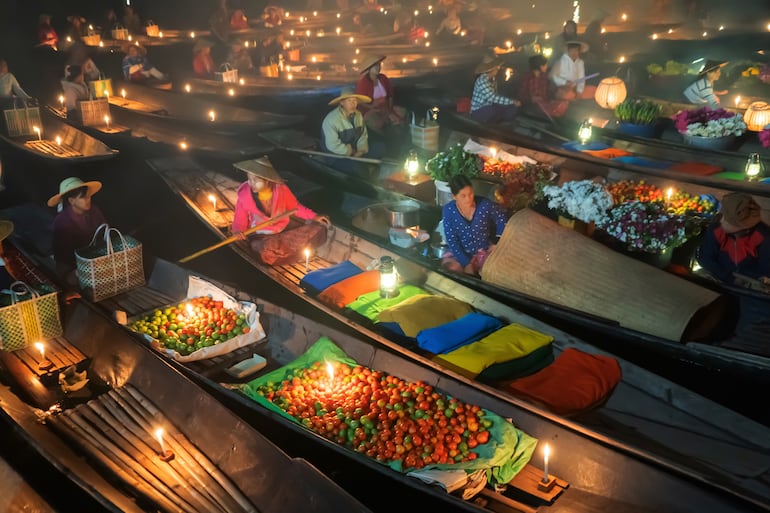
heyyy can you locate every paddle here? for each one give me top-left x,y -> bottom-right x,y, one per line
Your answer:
283,146 -> 400,166
177,208 -> 297,263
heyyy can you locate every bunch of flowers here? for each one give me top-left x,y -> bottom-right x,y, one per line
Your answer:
672,107 -> 746,137
542,180 -> 613,224
597,201 -> 688,253
759,127 -> 770,148
493,163 -> 555,212
605,180 -> 663,204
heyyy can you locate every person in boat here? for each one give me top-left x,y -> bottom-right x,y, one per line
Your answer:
37,14 -> 58,49
556,19 -> 578,50
549,40 -> 594,101
321,87 -> 378,160
354,55 -> 407,145
60,64 -> 90,116
232,157 -> 330,265
517,54 -> 568,118
227,39 -> 254,73
435,7 -> 462,38
122,43 -> 166,82
0,221 -> 18,290
193,39 -> 216,78
63,15 -> 86,47
470,55 -> 520,124
0,59 -> 31,106
66,43 -> 101,82
262,6 -> 284,28
122,6 -> 143,35
441,175 -> 508,276
47,177 -> 107,285
697,192 -> 770,286
683,60 -> 728,109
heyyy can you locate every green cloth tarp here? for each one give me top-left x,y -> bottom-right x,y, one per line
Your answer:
346,285 -> 428,321
241,337 -> 537,484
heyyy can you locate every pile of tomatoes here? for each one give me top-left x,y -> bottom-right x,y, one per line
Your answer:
257,360 -> 493,469
130,296 -> 250,356
481,158 -> 525,178
605,180 -> 663,204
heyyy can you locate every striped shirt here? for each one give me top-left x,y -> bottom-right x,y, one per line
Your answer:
683,77 -> 719,109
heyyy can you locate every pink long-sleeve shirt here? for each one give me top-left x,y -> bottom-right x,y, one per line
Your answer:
231,181 -> 316,234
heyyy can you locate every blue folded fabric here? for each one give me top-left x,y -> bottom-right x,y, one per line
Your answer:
613,156 -> 672,169
561,141 -> 610,152
299,260 -> 363,296
416,312 -> 504,354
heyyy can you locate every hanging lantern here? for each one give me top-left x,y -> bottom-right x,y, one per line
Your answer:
578,119 -> 592,144
594,77 -> 627,109
745,153 -> 765,181
743,101 -> 770,132
379,256 -> 399,298
405,151 -> 419,180
430,106 -> 439,122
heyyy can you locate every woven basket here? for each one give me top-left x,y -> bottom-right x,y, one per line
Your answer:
82,34 -> 101,46
3,105 -> 42,137
410,110 -> 439,152
76,225 -> 145,302
78,98 -> 110,127
215,63 -> 239,83
0,282 -> 63,352
112,26 -> 129,40
146,24 -> 160,37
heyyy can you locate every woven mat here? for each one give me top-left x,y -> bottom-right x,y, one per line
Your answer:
480,209 -> 723,342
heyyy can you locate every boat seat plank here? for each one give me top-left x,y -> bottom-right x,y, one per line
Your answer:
7,336 -> 86,377
23,140 -> 83,158
99,287 -> 177,317
110,98 -> 166,114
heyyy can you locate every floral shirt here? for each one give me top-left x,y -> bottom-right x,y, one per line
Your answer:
442,196 -> 508,267
471,73 -> 513,112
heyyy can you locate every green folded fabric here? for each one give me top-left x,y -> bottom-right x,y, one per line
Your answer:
478,343 -> 554,382
346,285 -> 427,321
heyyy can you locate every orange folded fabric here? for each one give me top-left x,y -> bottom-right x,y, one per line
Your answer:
668,161 -> 723,176
581,148 -> 633,159
506,348 -> 622,416
318,270 -> 380,309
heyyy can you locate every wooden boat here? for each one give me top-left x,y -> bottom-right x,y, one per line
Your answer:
0,247 -> 369,513
0,450 -> 86,512
144,157 -> 770,512
107,80 -> 305,136
0,109 -> 118,163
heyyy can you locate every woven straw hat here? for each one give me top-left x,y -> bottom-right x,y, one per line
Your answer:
359,55 -> 386,74
564,39 -> 589,53
699,59 -> 727,76
328,87 -> 371,106
234,157 -> 285,184
0,220 -> 13,242
720,192 -> 761,233
47,177 -> 102,207
474,55 -> 503,75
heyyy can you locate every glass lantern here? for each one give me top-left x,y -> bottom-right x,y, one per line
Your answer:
379,256 -> 399,298
578,119 -> 592,145
745,153 -> 765,181
405,151 -> 419,181
430,106 -> 439,123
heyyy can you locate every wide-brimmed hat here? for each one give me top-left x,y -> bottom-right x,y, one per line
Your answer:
47,177 -> 102,207
359,55 -> 386,74
328,87 -> 371,106
474,55 -> 503,75
699,59 -> 727,76
720,192 -> 762,233
0,220 -> 13,242
564,40 -> 589,53
193,38 -> 215,53
234,157 -> 285,184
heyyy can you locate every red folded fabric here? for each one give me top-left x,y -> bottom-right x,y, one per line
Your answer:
456,97 -> 471,113
318,270 -> 380,309
506,348 -> 622,416
582,148 -> 633,159
668,161 -> 723,176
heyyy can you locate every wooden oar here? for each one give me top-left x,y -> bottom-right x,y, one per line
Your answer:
178,208 -> 297,263
283,146 -> 400,166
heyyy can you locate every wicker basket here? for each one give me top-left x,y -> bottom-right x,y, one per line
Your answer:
0,282 -> 63,352
215,63 -> 239,83
3,105 -> 42,137
78,98 -> 110,127
112,26 -> 129,40
146,24 -> 160,37
82,34 -> 101,46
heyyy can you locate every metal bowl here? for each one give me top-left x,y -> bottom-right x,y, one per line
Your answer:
386,201 -> 420,228
431,243 -> 449,259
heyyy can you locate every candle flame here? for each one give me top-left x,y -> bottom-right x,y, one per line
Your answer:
621,13 -> 627,21
56,136 -> 62,145
505,40 -> 512,48
316,75 -> 321,81
735,95 -> 741,107
432,57 -> 438,66
99,41 -> 104,47
58,94 -> 64,104
33,126 -> 40,133
619,56 -> 625,63
666,187 -> 674,200
228,88 -> 235,96
239,78 -> 245,85
104,115 -> 110,126
304,248 -> 311,259
179,141 -> 188,150
128,35 -> 132,41
155,428 -> 164,446
516,29 -> 522,35
326,361 -> 334,381
209,110 -> 216,121
190,31 -> 195,38
349,36 -> 354,43
405,226 -> 420,237
184,83 -> 191,93
159,31 -> 163,38
336,27 -> 341,35
34,342 -> 45,357
491,147 -> 498,158
311,56 -> 317,62
544,442 -> 550,461
121,89 -> 126,99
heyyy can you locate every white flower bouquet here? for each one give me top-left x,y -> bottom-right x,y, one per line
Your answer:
542,180 -> 613,225
672,107 -> 746,137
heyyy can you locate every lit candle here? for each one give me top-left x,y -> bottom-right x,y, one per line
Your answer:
128,35 -> 132,42
313,10 -> 318,16
209,110 -> 216,122
104,90 -> 109,102
665,187 -> 674,206
490,147 -> 498,159
99,41 -> 104,47
155,428 -> 166,454
190,31 -> 196,38
104,115 -> 110,129
239,78 -> 245,85
619,56 -> 625,63
228,88 -> 235,96
35,341 -> 52,370
311,56 -> 317,63
121,89 -> 126,100
33,126 -> 41,141
159,31 -> 163,38
55,136 -> 62,146
184,83 -> 191,93
35,341 -> 45,361
326,361 -> 334,384
542,443 -> 550,482
432,57 -> 438,66
336,12 -> 340,18
621,13 -> 627,21
349,36 -> 354,43
516,29 -> 522,35
304,248 -> 311,272
58,95 -> 64,108
179,140 -> 188,150
505,40 -> 512,49
336,27 -> 341,35
316,75 -> 321,81
735,95 -> 742,107
208,194 -> 217,210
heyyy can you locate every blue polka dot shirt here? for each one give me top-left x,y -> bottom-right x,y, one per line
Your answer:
442,196 -> 508,267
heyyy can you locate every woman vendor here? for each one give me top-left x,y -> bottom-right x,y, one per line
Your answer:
60,64 -> 90,116
683,59 -> 728,109
354,55 -> 407,147
47,177 -> 107,284
441,175 -> 508,276
193,39 -> 216,78
232,157 -> 331,265
697,192 -> 770,285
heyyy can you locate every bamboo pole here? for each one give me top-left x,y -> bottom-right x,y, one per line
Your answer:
61,408 -> 199,513
282,146 -> 400,165
178,208 -> 297,263
47,414 -> 184,513
118,387 -> 257,513
87,398 -> 225,513
98,392 -> 237,513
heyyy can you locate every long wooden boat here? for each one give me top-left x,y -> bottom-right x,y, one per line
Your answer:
0,109 -> 118,163
145,156 -> 770,511
0,246 -> 369,513
107,80 -> 305,136
0,450 -> 83,512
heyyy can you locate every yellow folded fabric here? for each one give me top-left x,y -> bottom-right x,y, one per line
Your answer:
377,294 -> 474,337
439,323 -> 553,376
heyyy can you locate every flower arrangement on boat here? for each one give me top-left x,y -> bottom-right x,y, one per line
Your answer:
425,143 -> 482,182
759,127 -> 770,148
492,163 -> 554,212
597,201 -> 688,253
672,107 -> 746,137
542,180 -> 613,224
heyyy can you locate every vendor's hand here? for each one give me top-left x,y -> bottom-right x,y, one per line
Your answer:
64,290 -> 81,304
513,100 -> 522,107
314,215 -> 331,226
235,231 -> 247,241
354,149 -> 366,157
388,111 -> 403,124
345,144 -> 354,155
463,263 -> 476,275
715,90 -> 729,96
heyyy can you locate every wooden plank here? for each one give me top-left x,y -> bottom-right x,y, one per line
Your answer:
23,140 -> 83,157
507,464 -> 568,503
